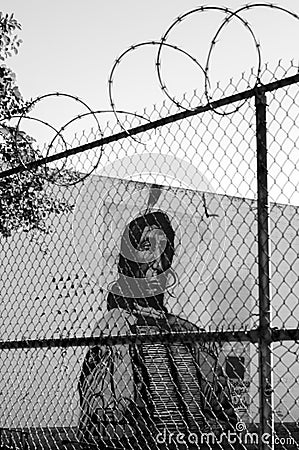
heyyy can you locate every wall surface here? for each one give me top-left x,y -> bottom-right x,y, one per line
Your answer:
0,175 -> 298,427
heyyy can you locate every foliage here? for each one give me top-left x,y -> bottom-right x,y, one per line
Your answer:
0,65 -> 25,119
0,12 -> 22,61
0,12 -> 73,237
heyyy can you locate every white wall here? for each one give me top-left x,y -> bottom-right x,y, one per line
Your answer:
0,175 -> 298,427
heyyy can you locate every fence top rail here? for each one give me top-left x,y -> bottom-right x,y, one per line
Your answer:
1,327 -> 298,350
0,328 -> 265,349
0,73 -> 299,180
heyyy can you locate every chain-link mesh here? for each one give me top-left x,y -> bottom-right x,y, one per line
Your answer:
0,61 -> 299,449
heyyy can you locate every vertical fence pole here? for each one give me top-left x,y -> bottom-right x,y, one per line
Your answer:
255,90 -> 273,450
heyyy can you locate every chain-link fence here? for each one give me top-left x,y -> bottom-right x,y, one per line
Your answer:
1,62 -> 299,450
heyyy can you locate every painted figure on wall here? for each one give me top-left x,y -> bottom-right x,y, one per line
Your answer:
78,210 -> 237,449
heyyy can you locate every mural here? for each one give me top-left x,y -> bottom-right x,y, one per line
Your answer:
1,175 -> 299,432
77,209 -> 237,448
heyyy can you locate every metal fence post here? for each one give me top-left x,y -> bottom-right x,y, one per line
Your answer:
255,90 -> 273,449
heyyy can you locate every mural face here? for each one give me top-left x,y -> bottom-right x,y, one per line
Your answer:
72,178 -> 228,309
115,210 -> 175,300
136,226 -> 168,277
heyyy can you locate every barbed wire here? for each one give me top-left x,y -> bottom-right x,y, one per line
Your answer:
108,40 -> 207,143
157,5 -> 261,116
109,3 -> 299,123
0,72 -> 298,181
12,93 -> 102,185
1,3 -> 299,186
1,103 -> 152,185
7,115 -> 69,173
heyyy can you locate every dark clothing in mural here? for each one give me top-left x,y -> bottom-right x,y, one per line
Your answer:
78,309 -> 237,448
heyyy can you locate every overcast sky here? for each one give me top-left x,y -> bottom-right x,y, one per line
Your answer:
2,1 -> 299,114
